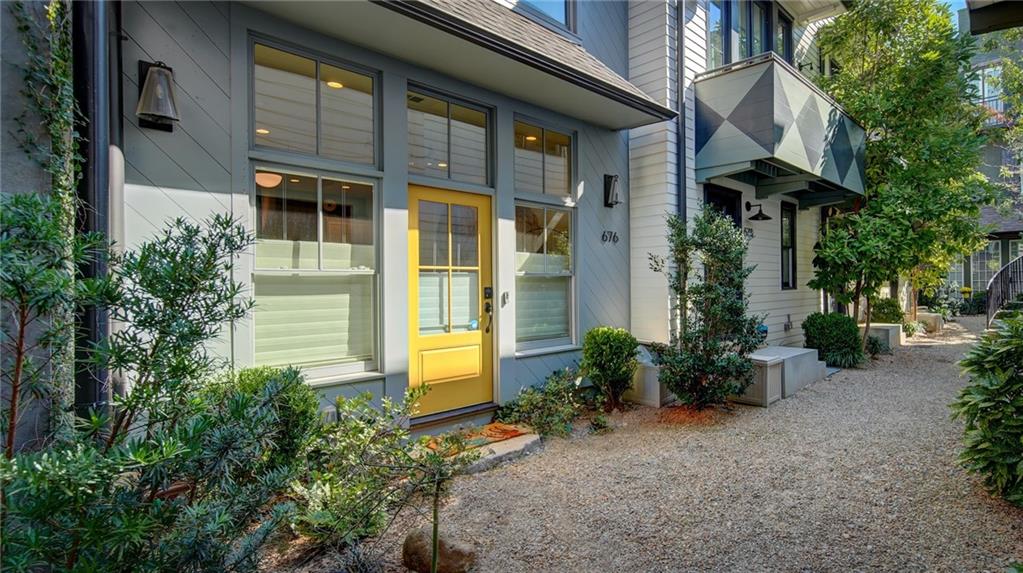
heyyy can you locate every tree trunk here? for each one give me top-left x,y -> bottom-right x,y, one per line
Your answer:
5,306 -> 29,459
862,297 -> 873,348
852,278 -> 864,322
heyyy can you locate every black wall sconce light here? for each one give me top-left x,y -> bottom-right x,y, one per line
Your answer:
136,61 -> 180,132
603,174 -> 621,208
745,201 -> 772,221
798,61 -> 813,73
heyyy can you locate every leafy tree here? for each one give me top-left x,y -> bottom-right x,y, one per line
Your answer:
649,210 -> 765,409
811,0 -> 994,340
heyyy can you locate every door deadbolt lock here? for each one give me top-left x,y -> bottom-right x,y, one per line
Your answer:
483,286 -> 493,299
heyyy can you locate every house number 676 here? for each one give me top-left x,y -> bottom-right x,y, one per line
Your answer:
601,231 -> 620,244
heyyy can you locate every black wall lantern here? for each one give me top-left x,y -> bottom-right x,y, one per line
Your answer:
136,61 -> 180,132
745,201 -> 772,221
603,174 -> 621,208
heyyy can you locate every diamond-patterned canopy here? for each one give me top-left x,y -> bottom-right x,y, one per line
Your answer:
695,57 -> 865,195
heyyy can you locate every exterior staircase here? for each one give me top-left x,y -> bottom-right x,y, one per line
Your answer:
986,255 -> 1023,327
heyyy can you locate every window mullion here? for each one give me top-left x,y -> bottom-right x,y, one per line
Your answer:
317,177 -> 324,270
540,128 -> 547,196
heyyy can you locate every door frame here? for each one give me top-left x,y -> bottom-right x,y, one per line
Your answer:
407,184 -> 499,418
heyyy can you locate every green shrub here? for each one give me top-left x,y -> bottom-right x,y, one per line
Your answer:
903,320 -> 925,337
293,387 -> 424,545
1,366 -> 317,572
920,281 -> 965,319
865,335 -> 890,358
581,326 -> 639,411
0,215 -> 321,572
950,314 -> 1023,506
496,368 -> 583,436
870,297 -> 905,325
648,210 -> 765,408
802,312 -> 864,368
962,292 -> 988,315
589,413 -> 611,434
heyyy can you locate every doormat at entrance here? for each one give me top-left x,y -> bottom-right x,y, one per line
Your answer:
428,422 -> 530,451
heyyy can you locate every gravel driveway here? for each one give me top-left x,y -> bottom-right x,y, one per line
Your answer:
374,316 -> 1022,572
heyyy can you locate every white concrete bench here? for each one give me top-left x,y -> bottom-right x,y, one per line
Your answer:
738,346 -> 826,405
860,323 -> 903,348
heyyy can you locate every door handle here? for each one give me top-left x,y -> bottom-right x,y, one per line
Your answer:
483,301 -> 493,334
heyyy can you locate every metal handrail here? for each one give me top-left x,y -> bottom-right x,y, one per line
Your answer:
986,254 -> 1023,327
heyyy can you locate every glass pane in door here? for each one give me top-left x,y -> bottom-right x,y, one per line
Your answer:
450,271 -> 480,332
419,270 -> 448,335
451,205 -> 479,267
418,200 -> 449,266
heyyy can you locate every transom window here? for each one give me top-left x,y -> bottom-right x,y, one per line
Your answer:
514,121 -> 573,198
515,204 -> 573,346
253,43 -> 375,165
781,202 -> 797,289
407,90 -> 489,186
253,169 -> 376,373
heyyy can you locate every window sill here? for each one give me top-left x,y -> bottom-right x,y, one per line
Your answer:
515,190 -> 576,208
515,343 -> 581,359
305,370 -> 385,388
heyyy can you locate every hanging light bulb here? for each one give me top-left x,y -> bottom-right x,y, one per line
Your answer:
136,62 -> 181,126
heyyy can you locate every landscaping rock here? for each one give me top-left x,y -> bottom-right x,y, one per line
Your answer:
401,526 -> 476,573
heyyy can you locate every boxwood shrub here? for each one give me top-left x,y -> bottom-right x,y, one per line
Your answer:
870,297 -> 905,325
802,312 -> 864,368
581,326 -> 639,411
950,314 -> 1023,506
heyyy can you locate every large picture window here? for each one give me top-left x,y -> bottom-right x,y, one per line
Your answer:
407,90 -> 489,185
514,121 -> 573,198
515,204 -> 573,346
253,168 -> 376,373
708,1 -> 792,67
971,241 -> 1001,292
253,43 -> 375,165
781,202 -> 797,289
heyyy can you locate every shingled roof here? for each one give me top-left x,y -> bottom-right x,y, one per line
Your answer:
376,0 -> 675,122
980,203 -> 1023,235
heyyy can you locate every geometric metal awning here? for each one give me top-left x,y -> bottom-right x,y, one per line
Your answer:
695,53 -> 866,209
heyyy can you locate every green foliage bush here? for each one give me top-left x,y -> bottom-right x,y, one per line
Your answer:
581,326 -> 639,411
963,292 -> 988,316
293,387 -> 422,546
649,211 -> 765,408
950,314 -> 1023,506
919,281 -> 965,319
1,366 -> 318,572
802,312 -> 864,368
292,386 -> 478,549
496,368 -> 583,436
870,297 -> 905,325
865,335 -> 890,358
0,215 -> 326,572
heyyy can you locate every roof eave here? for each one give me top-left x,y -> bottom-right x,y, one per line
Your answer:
374,0 -> 677,126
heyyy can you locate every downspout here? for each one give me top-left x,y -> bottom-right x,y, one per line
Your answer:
72,0 -> 110,412
675,0 -> 686,219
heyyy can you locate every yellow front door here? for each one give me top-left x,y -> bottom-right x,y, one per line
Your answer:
408,185 -> 493,416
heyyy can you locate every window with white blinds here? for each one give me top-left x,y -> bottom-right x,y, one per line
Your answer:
515,204 -> 573,347
252,168 -> 376,373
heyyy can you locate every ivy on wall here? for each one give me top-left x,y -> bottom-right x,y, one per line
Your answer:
9,0 -> 83,444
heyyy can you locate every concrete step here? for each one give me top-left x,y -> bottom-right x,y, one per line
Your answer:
464,433 -> 541,474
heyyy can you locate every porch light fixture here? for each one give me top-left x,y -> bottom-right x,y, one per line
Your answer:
136,61 -> 180,132
745,201 -> 772,221
603,174 -> 621,208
